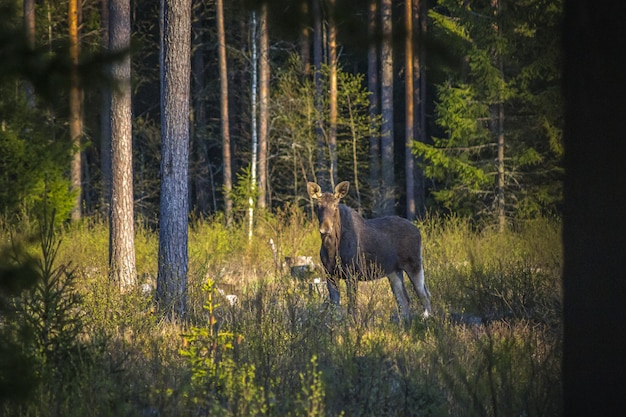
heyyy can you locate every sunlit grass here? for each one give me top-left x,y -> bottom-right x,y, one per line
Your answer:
1,210 -> 562,416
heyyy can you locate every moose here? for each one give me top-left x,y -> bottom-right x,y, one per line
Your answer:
307,181 -> 432,319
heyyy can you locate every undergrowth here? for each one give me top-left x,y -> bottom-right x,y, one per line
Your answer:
0,210 -> 562,416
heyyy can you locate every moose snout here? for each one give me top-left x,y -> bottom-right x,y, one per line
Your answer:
319,221 -> 333,236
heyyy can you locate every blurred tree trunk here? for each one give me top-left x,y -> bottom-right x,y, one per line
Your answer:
100,0 -> 112,215
380,0 -> 395,215
367,0 -> 380,197
258,2 -> 269,209
216,0 -> 232,225
328,0 -> 337,188
23,0 -> 36,108
69,0 -> 83,221
405,0 -> 415,220
109,0 -> 136,290
157,0 -> 191,319
562,1 -> 626,415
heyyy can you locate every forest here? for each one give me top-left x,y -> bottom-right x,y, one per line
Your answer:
0,0 -> 573,416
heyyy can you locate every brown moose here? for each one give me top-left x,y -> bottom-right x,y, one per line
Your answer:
307,181 -> 432,319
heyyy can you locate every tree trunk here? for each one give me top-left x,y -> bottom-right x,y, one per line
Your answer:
69,0 -> 83,221
216,0 -> 232,225
494,0 -> 506,231
328,0 -> 338,188
562,1 -> 626,415
157,0 -> 191,319
380,0 -> 395,215
367,0 -> 380,199
413,0 -> 427,218
192,1 -> 210,215
100,0 -> 112,215
258,2 -> 269,209
299,0 -> 311,76
405,0 -> 415,220
249,11 -> 258,241
496,101 -> 505,231
313,0 -> 326,187
23,0 -> 36,108
109,0 -> 136,290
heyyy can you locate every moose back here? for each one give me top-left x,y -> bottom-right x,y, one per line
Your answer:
307,181 -> 432,318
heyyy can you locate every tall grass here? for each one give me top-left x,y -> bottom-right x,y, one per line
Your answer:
0,210 -> 562,416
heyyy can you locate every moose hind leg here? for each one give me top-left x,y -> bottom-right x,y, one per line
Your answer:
387,272 -> 411,319
406,264 -> 432,317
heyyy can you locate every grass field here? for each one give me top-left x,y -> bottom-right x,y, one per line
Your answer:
0,208 -> 562,416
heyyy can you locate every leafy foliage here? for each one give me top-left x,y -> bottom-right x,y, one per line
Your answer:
0,104 -> 74,222
270,55 -> 380,211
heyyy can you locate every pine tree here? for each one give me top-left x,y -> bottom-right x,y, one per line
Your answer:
414,0 -> 563,222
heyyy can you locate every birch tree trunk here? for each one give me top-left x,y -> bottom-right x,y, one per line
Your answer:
249,11 -> 258,241
157,0 -> 191,319
109,0 -> 136,290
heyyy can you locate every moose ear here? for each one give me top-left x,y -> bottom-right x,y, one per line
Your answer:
307,182 -> 322,200
334,181 -> 350,199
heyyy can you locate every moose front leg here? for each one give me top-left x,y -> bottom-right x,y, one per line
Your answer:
326,275 -> 341,305
346,274 -> 358,315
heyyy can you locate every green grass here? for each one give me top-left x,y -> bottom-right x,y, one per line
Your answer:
0,210 -> 562,416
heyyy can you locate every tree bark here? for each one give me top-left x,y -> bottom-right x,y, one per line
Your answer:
367,0 -> 380,198
249,11 -> 258,241
192,1 -> 210,215
157,0 -> 191,319
562,1 -> 626,415
413,0 -> 427,218
109,0 -> 136,290
69,0 -> 83,221
380,0 -> 395,215
100,0 -> 112,214
216,0 -> 232,225
405,0 -> 415,220
258,2 -> 269,209
313,0 -> 326,187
